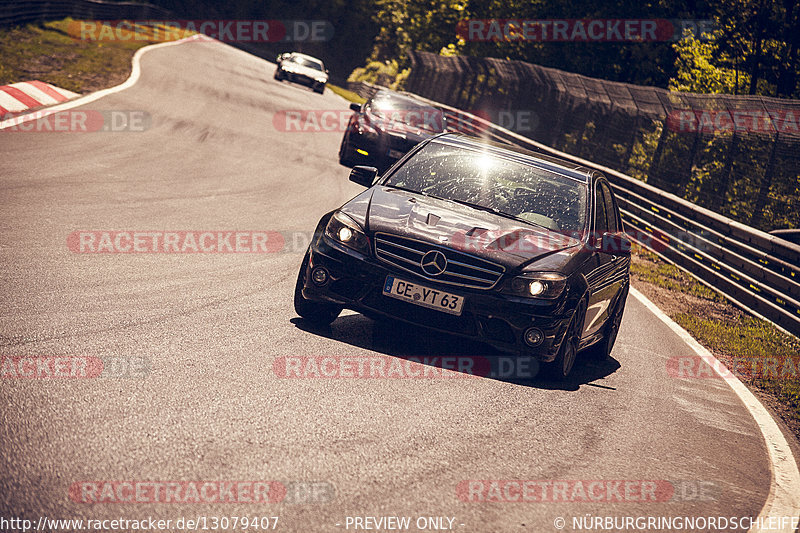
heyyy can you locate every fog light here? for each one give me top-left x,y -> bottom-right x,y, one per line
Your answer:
311,267 -> 329,285
524,327 -> 544,347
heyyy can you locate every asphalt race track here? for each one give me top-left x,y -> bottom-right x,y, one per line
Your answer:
1,38 -> 798,532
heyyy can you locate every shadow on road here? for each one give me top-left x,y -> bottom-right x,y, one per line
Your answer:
291,313 -> 620,391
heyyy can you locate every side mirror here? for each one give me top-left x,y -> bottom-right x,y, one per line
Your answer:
349,102 -> 361,112
600,232 -> 632,255
349,166 -> 378,187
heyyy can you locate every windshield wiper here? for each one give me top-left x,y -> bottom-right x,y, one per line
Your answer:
386,185 -> 440,201
445,198 -> 552,229
386,186 -> 558,232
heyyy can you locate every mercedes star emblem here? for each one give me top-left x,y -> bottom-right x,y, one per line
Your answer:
420,250 -> 447,276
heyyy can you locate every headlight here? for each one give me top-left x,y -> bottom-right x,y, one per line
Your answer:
509,272 -> 567,299
359,116 -> 378,135
325,211 -> 370,254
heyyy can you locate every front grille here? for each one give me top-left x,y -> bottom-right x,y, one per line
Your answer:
374,232 -> 505,289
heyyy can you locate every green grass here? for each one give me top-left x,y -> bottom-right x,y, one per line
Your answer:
328,84 -> 366,104
630,247 -> 726,303
0,18 -> 153,93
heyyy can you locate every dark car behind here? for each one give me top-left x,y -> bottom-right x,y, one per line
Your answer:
338,90 -> 447,172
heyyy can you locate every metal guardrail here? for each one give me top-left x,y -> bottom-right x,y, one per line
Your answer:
348,81 -> 800,338
0,0 -> 170,28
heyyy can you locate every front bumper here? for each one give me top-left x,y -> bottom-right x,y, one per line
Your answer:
347,131 -> 420,170
283,71 -> 325,88
300,235 -> 575,362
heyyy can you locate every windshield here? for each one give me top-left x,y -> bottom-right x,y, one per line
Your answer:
384,142 -> 588,234
291,57 -> 324,71
369,98 -> 446,133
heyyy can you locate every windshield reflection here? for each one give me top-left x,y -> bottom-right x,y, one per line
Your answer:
384,143 -> 588,235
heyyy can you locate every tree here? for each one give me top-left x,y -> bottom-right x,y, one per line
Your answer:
668,32 -> 746,93
714,0 -> 799,97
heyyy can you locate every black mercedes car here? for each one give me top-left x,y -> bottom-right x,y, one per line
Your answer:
296,134 -> 630,378
338,90 -> 447,172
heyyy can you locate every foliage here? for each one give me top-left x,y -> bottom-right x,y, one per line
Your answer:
669,32 -> 748,94
138,0 -> 799,98
348,60 -> 409,90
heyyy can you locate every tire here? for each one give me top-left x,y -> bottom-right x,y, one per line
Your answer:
274,69 -> 283,81
314,84 -> 325,94
546,299 -> 587,380
294,252 -> 342,326
338,132 -> 357,167
586,282 -> 629,361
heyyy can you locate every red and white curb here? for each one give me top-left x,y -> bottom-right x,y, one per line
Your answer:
0,81 -> 79,116
0,34 -> 209,132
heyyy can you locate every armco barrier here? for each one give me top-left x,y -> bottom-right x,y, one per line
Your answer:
403,50 -> 800,234
348,81 -> 800,338
0,0 -> 169,28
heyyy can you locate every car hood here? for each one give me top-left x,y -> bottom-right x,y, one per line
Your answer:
370,113 -> 444,138
283,64 -> 327,80
341,186 -> 582,270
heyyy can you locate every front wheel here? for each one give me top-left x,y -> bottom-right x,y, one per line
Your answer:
338,132 -> 357,167
313,84 -> 325,94
546,299 -> 586,380
294,252 -> 342,326
274,69 -> 283,81
586,282 -> 628,361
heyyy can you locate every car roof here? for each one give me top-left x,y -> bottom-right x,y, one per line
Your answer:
429,133 -> 595,184
290,53 -> 324,64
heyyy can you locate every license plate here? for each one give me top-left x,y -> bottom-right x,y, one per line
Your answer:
387,148 -> 404,159
382,276 -> 464,316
